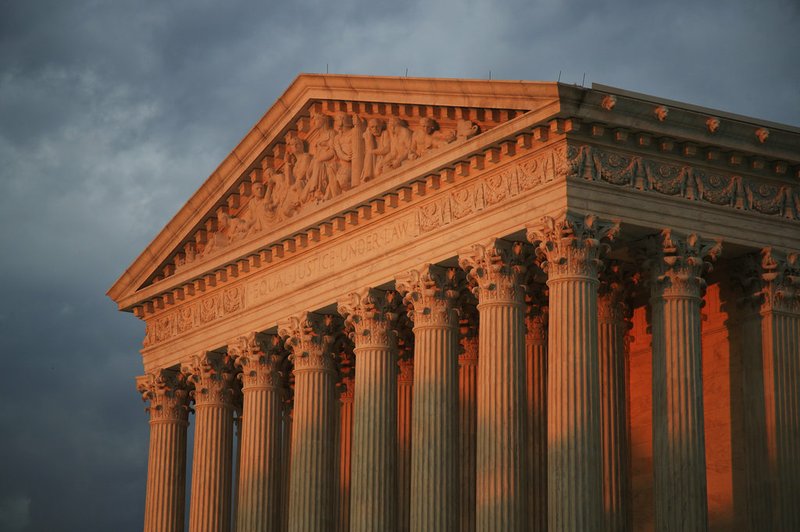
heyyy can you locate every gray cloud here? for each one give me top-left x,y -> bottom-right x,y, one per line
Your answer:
0,0 -> 797,529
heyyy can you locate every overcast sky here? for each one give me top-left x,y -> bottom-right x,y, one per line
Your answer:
0,0 -> 797,530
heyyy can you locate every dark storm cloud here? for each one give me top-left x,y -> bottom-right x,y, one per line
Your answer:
0,0 -> 797,529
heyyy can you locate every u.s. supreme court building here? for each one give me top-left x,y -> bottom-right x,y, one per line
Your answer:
108,75 -> 800,532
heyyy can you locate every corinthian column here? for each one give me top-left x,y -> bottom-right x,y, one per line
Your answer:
752,248 -> 800,529
527,212 -> 620,532
648,229 -> 721,531
335,355 -> 354,532
459,239 -> 528,531
182,352 -> 236,532
396,344 -> 414,532
339,288 -> 400,531
279,312 -> 339,532
597,262 -> 635,532
137,369 -> 190,532
279,378 -> 294,532
525,285 -> 548,532
396,264 -> 461,532
229,334 -> 286,532
457,305 -> 478,532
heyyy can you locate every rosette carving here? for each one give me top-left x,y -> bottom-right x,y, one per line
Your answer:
646,229 -> 722,299
459,239 -> 529,303
526,212 -> 620,279
181,351 -> 236,407
395,264 -> 463,328
278,312 -> 340,372
338,287 -> 399,349
228,332 -> 287,390
136,369 -> 190,422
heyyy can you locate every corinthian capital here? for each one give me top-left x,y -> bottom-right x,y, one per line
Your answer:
756,247 -> 800,314
338,288 -> 400,349
395,264 -> 463,327
526,212 -> 620,279
136,369 -> 190,423
459,239 -> 528,303
228,333 -> 287,390
180,351 -> 236,406
597,261 -> 638,323
278,312 -> 340,372
647,229 -> 722,299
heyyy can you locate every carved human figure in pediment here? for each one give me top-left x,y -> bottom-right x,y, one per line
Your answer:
410,117 -> 455,159
283,132 -> 312,215
456,119 -> 479,141
384,117 -> 413,170
307,110 -> 336,203
362,118 -> 390,181
202,212 -> 247,257
332,112 -> 365,195
244,180 -> 276,234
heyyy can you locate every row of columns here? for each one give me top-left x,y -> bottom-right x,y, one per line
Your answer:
137,213 -> 800,532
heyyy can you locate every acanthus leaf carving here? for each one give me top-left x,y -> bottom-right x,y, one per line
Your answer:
337,287 -> 399,349
758,247 -> 800,314
180,351 -> 236,407
646,229 -> 722,300
136,369 -> 190,423
526,212 -> 620,279
395,264 -> 463,328
597,260 -> 639,324
278,311 -> 340,373
228,332 -> 287,390
459,239 -> 528,303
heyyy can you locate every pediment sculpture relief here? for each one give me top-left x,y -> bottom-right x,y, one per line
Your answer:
174,107 -> 481,273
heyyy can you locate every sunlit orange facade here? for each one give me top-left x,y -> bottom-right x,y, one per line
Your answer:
109,75 -> 800,531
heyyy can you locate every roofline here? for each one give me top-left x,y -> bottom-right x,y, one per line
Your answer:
592,83 -> 800,134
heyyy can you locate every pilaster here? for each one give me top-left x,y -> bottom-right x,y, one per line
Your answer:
279,312 -> 340,532
527,212 -> 620,532
182,351 -> 236,532
459,239 -> 528,531
229,333 -> 287,532
339,288 -> 400,531
136,369 -> 190,532
647,229 -> 721,532
396,264 -> 461,532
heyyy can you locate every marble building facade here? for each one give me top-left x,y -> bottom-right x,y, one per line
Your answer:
108,75 -> 800,531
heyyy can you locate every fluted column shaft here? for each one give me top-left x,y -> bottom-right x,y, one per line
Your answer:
754,249 -> 800,529
397,358 -> 413,532
458,331 -> 478,532
279,399 -> 293,532
183,353 -> 236,532
280,313 -> 339,532
137,370 -> 190,532
597,267 -> 633,532
396,265 -> 460,532
528,213 -> 620,532
649,230 -> 720,532
335,371 -> 354,532
340,288 -> 399,531
460,240 -> 528,531
525,309 -> 547,532
230,335 -> 286,532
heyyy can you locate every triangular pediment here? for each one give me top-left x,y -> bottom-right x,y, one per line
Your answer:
107,74 -> 569,310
